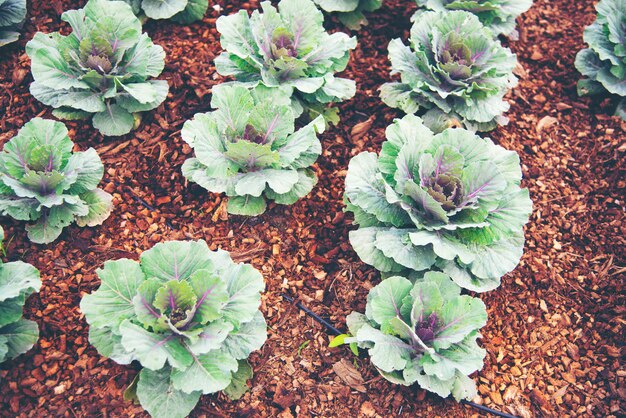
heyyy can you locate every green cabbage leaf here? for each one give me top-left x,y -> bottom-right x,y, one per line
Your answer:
414,0 -> 532,38
0,226 -> 41,364
0,0 -> 26,47
575,0 -> 626,120
313,0 -> 383,30
119,0 -> 208,23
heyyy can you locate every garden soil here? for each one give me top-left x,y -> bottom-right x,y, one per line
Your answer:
0,0 -> 623,417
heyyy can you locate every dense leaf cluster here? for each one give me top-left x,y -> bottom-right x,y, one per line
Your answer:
345,272 -> 487,400
182,84 -> 324,215
215,0 -> 357,124
380,11 -> 518,132
344,115 -> 532,292
0,118 -> 113,244
81,241 -> 267,418
26,0 -> 168,136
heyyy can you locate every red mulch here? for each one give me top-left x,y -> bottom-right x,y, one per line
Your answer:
0,0 -> 624,417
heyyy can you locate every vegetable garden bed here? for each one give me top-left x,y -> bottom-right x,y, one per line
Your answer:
0,0 -> 623,417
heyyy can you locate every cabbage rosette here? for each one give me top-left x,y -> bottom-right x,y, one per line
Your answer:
345,272 -> 487,400
80,240 -> 267,418
380,11 -> 517,132
25,0 -> 168,136
344,115 -> 532,292
215,0 -> 357,124
0,118 -> 113,244
182,84 -> 324,216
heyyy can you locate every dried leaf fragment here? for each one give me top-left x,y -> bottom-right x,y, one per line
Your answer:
332,359 -> 366,393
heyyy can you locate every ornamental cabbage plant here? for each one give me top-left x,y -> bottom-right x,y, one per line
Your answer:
25,0 -> 168,136
215,0 -> 357,125
182,84 -> 324,216
414,0 -> 532,38
313,0 -> 383,30
0,226 -> 41,364
344,115 -> 532,292
120,0 -> 208,23
0,0 -> 26,47
80,240 -> 267,418
575,0 -> 626,121
342,273 -> 487,401
380,11 -> 518,132
0,118 -> 113,244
